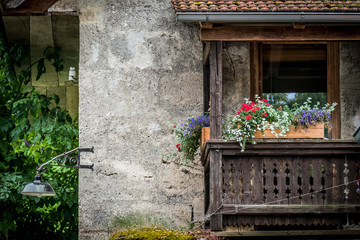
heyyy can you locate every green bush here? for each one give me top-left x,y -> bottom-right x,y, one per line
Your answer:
0,33 -> 78,239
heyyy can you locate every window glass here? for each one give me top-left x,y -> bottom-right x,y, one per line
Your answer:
262,44 -> 327,109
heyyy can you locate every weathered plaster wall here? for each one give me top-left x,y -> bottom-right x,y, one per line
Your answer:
3,15 -> 79,118
223,42 -> 250,116
76,0 -> 203,239
340,42 -> 360,139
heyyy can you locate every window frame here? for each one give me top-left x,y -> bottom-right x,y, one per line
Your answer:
250,42 -> 341,139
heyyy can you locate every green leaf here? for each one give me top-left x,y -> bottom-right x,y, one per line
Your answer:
36,58 -> 45,80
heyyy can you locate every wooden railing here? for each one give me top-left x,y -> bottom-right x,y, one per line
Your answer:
201,141 -> 360,233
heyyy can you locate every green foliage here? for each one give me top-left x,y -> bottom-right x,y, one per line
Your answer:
0,38 -> 78,239
172,114 -> 210,163
112,212 -> 172,230
110,212 -> 195,240
109,227 -> 195,240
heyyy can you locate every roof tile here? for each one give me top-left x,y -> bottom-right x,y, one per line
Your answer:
171,0 -> 360,13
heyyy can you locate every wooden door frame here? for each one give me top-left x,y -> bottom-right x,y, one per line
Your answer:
250,42 -> 341,139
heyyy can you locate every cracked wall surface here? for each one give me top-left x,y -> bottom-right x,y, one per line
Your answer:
75,0 -> 204,239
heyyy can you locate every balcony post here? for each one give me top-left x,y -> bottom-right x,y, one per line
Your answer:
209,41 -> 223,231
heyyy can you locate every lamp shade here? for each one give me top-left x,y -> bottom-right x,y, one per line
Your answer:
21,174 -> 56,197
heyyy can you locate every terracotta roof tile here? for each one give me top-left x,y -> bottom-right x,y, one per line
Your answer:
171,0 -> 360,12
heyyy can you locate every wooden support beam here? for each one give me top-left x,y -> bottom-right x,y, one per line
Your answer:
203,43 -> 210,114
201,26 -> 360,42
200,22 -> 213,29
327,42 -> 341,139
250,42 -> 262,101
209,41 -> 222,139
209,149 -> 223,231
2,0 -> 59,15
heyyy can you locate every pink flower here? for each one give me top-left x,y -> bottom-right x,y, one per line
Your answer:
262,112 -> 268,117
278,106 -> 282,110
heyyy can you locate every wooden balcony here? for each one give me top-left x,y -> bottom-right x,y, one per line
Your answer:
201,140 -> 360,236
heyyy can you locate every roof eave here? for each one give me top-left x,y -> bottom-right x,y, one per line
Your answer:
176,12 -> 360,24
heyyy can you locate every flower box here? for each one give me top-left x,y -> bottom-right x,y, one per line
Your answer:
200,127 -> 210,151
254,123 -> 324,139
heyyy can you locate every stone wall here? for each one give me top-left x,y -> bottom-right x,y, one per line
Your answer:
3,14 -> 79,118
73,0 -> 204,239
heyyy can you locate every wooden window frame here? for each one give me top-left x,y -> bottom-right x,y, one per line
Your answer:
250,42 -> 340,139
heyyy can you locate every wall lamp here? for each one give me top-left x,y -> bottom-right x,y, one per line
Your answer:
20,147 -> 94,197
68,67 -> 78,84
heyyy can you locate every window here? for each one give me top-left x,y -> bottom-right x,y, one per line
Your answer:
250,42 -> 340,139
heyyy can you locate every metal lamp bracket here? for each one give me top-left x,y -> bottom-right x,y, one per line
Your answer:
37,147 -> 94,172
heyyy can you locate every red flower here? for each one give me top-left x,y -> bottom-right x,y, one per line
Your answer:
173,125 -> 176,128
262,99 -> 268,103
278,106 -> 282,110
246,115 -> 253,120
176,144 -> 181,152
250,102 -> 255,106
241,104 -> 247,108
256,107 -> 261,110
252,109 -> 257,113
262,112 -> 268,117
265,103 -> 269,107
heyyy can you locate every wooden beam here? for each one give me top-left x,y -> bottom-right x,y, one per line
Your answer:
216,230 -> 360,238
327,42 -> 341,139
203,42 -> 210,65
250,42 -> 262,101
200,22 -> 213,29
222,204 -> 360,215
203,43 -> 210,114
209,149 -> 223,231
201,26 -> 360,42
209,41 -> 222,139
2,0 -> 59,15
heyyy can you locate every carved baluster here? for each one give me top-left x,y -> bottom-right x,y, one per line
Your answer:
273,163 -> 279,201
262,162 -> 267,203
297,162 -> 303,201
309,163 -> 315,202
344,157 -> 350,202
285,163 -> 291,203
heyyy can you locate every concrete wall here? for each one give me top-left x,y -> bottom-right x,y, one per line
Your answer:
73,0 -> 204,239
3,15 -> 79,118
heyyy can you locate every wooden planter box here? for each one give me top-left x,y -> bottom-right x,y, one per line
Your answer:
201,123 -> 324,149
200,127 -> 210,151
254,123 -> 325,139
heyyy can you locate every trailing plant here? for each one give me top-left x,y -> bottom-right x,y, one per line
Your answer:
172,114 -> 210,163
223,96 -> 337,152
0,35 -> 78,239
